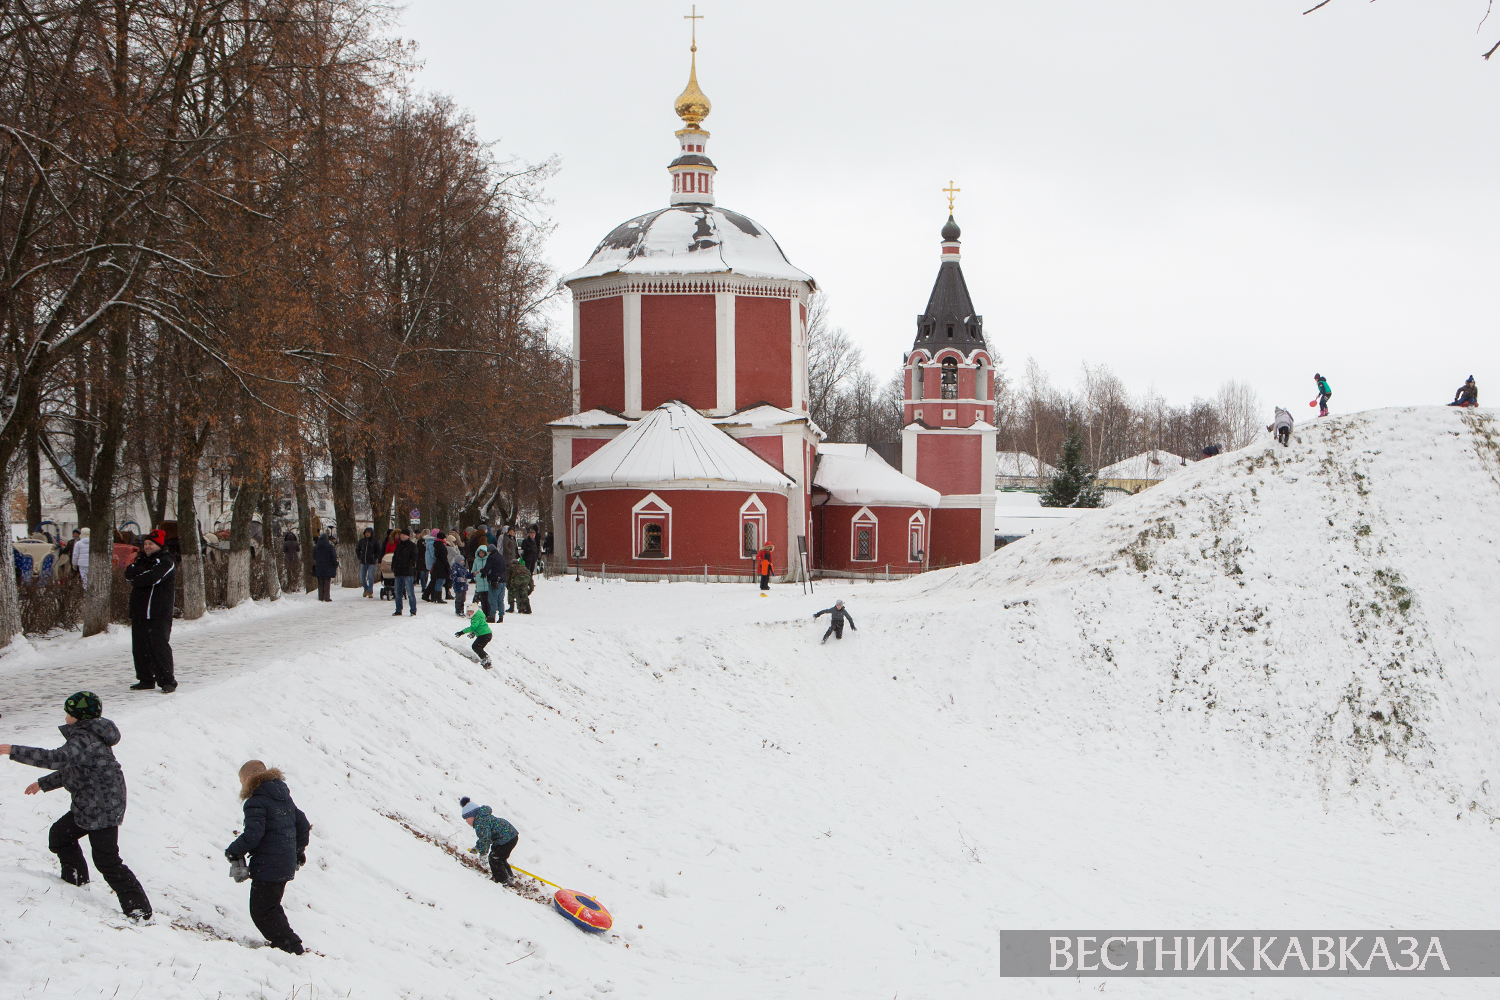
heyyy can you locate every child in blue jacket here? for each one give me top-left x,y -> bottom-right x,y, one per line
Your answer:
460,796 -> 518,884
449,556 -> 472,617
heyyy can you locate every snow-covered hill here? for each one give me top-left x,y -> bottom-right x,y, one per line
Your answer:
915,406 -> 1500,823
1,406 -> 1496,999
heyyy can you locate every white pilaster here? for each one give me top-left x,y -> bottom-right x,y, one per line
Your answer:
715,292 -> 736,415
570,298 -> 582,413
790,295 -> 805,412
623,292 -> 642,416
550,432 -> 571,564
902,424 -> 919,479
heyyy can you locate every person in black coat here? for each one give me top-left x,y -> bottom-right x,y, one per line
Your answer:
226,760 -> 311,955
389,529 -> 419,616
124,528 -> 177,692
521,529 -> 540,576
1,691 -> 152,920
312,532 -> 339,602
355,527 -> 381,598
282,531 -> 300,587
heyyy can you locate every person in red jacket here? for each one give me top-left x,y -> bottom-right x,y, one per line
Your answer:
756,543 -> 775,595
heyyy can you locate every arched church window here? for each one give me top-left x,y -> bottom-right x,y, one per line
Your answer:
857,528 -> 872,561
941,358 -> 958,400
946,325 -> 954,339
643,523 -> 663,556
742,521 -> 758,557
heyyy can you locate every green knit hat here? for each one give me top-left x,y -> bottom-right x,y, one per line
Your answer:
65,691 -> 102,721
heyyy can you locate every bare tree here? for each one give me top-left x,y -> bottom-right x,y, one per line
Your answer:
1214,380 -> 1262,450
806,293 -> 864,436
1304,1 -> 1500,61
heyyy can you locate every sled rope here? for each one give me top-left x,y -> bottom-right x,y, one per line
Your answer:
510,865 -> 562,890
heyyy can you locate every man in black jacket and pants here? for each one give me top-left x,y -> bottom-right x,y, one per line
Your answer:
390,529 -> 419,616
124,529 -> 177,692
355,526 -> 381,598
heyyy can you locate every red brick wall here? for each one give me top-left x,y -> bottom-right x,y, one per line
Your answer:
571,438 -> 608,466
564,488 -> 787,573
740,435 -> 784,473
928,507 -> 982,567
815,504 -> 928,572
579,297 -> 624,413
915,434 -> 983,495
641,294 -> 716,411
736,295 -> 791,409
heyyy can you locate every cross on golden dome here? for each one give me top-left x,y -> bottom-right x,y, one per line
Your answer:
944,181 -> 960,214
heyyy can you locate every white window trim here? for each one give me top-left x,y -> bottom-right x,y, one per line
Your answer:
907,510 -> 926,563
739,493 -> 767,559
632,492 -> 672,560
851,505 -> 878,563
569,495 -> 588,560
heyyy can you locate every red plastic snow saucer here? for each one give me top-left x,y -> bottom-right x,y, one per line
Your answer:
553,888 -> 612,933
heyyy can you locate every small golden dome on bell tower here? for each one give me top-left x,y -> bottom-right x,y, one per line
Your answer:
674,6 -> 711,129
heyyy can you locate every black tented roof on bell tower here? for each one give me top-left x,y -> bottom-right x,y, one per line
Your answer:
914,216 -> 984,352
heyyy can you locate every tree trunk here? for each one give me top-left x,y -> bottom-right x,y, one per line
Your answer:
25,424 -> 41,530
0,463 -> 24,648
258,487 -> 281,602
225,470 -> 259,607
176,463 -> 206,620
82,319 -> 130,637
292,450 -> 316,592
364,447 -> 391,546
330,447 -> 358,587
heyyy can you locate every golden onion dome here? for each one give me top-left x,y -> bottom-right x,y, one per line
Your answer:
674,47 -> 711,127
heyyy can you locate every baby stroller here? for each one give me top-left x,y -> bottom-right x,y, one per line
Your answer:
379,551 -> 395,601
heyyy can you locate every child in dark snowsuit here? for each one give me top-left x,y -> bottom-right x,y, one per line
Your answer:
507,559 -> 533,615
813,600 -> 857,644
225,760 -> 311,955
460,796 -> 518,883
0,692 -> 152,920
449,556 -> 473,617
456,606 -> 493,668
1449,377 -> 1479,408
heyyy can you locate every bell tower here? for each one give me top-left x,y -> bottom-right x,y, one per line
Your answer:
901,186 -> 997,566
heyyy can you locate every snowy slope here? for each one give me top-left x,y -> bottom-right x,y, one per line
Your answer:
1,407 -> 1498,999
919,406 -> 1500,820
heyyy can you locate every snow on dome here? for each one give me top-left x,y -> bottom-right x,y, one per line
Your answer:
557,401 -> 793,492
814,444 -> 940,508
563,205 -> 814,285
1097,451 -> 1189,482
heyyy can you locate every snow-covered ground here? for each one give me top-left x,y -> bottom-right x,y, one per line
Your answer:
1,406 -> 1497,998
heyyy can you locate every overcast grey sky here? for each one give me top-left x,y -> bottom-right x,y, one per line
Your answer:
396,1 -> 1498,416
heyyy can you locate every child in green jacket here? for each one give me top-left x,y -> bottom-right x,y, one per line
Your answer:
455,606 -> 493,668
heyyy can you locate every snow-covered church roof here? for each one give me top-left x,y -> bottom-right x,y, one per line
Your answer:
563,205 -> 814,285
557,401 -> 794,492
813,444 -> 940,508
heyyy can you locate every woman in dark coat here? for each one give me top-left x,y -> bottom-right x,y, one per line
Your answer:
311,532 -> 338,602
226,760 -> 310,954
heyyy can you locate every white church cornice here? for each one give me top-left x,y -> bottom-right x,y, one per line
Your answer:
567,272 -> 809,304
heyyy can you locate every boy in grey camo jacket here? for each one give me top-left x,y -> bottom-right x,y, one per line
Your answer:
1,691 -> 152,919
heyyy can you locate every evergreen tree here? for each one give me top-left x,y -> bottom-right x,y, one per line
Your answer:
1041,425 -> 1104,508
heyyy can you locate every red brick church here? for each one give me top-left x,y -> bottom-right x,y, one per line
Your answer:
550,42 -> 995,579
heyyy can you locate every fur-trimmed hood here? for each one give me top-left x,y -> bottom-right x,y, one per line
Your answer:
241,767 -> 286,800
